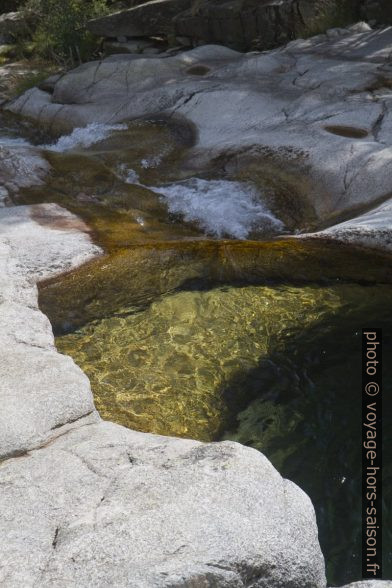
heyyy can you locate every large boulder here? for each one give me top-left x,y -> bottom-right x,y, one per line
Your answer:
174,0 -> 360,51
87,0 -> 359,51
87,0 -> 192,38
303,198 -> 392,253
0,420 -> 327,587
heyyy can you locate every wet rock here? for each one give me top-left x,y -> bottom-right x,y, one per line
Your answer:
0,420 -> 327,587
0,144 -> 50,192
56,283 -> 324,438
39,239 -> 392,340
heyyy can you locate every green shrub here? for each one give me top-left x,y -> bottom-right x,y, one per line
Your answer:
22,0 -> 109,65
9,62 -> 60,95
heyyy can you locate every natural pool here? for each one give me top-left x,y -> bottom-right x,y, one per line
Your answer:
47,275 -> 392,586
7,114 -> 390,585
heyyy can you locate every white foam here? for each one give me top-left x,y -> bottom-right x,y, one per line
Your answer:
116,164 -> 141,184
141,145 -> 170,169
152,178 -> 284,239
41,123 -> 128,152
115,167 -> 284,239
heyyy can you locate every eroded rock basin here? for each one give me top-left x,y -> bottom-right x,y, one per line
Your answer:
41,243 -> 392,586
5,111 -> 391,585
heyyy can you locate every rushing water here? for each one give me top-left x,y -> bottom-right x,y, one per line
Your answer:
2,114 -> 391,585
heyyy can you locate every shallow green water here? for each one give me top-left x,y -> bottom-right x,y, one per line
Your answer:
56,282 -> 345,439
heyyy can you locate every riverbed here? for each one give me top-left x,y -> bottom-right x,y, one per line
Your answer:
1,112 -> 391,585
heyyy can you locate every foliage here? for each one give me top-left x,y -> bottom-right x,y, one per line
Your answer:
9,64 -> 57,97
22,0 -> 109,65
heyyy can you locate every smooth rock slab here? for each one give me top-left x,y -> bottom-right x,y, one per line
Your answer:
302,197 -> 392,253
0,421 -> 327,587
0,204 -> 102,459
0,204 -> 101,280
6,26 -> 392,252
173,0 -> 359,51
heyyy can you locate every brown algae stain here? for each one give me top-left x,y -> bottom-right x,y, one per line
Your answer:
39,238 -> 392,335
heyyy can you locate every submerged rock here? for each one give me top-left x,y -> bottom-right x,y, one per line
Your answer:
56,282 -> 349,440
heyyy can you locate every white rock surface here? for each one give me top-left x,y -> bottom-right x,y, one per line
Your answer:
303,198 -> 392,253
6,26 -> 392,250
0,421 -> 326,587
0,204 -> 102,459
